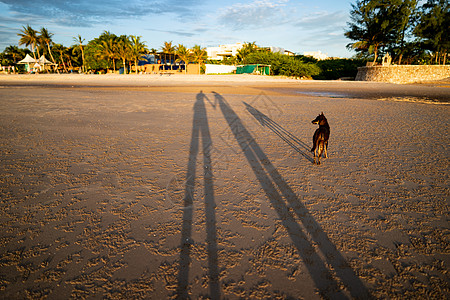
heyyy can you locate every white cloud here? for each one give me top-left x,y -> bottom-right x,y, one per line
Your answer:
218,0 -> 289,29
0,0 -> 204,26
295,10 -> 347,30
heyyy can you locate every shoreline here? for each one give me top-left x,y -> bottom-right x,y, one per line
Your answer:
1,72 -> 449,84
1,73 -> 448,103
0,73 -> 308,84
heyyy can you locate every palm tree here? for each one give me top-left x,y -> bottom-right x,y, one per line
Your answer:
3,46 -> 27,72
73,35 -> 85,72
129,35 -> 148,74
349,40 -> 382,64
66,46 -> 77,70
175,44 -> 192,74
236,42 -> 258,64
40,27 -> 58,73
192,45 -> 207,74
97,31 -> 119,72
116,35 -> 131,74
161,41 -> 176,70
149,48 -> 159,64
4,45 -> 26,64
53,44 -> 69,73
18,25 -> 40,59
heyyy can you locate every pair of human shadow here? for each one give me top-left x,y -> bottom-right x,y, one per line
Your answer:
175,91 -> 369,299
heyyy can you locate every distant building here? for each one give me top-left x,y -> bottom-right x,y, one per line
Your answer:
284,50 -> 296,56
303,50 -> 329,60
206,43 -> 245,60
206,43 -> 295,60
263,46 -> 284,54
260,46 -> 295,56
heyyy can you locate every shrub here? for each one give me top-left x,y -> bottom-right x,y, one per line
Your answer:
313,58 -> 367,80
245,51 -> 320,77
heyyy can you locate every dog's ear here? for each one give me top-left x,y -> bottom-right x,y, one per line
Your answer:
321,112 -> 324,115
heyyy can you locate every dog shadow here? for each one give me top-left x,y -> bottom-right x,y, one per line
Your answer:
244,102 -> 314,163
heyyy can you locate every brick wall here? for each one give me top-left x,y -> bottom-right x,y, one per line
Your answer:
355,65 -> 450,84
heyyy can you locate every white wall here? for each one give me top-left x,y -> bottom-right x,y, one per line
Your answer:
205,64 -> 237,74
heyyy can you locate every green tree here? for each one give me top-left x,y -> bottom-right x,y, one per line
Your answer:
116,35 -> 131,74
175,44 -> 192,74
129,35 -> 148,74
18,25 -> 40,59
345,0 -> 398,63
236,42 -> 258,64
149,48 -> 159,63
161,41 -> 176,70
191,45 -> 207,74
98,31 -> 119,72
73,35 -> 86,72
40,27 -> 59,72
3,45 -> 27,64
313,58 -> 367,80
387,0 -> 419,64
414,0 -> 449,64
52,43 -> 69,72
244,51 -> 320,77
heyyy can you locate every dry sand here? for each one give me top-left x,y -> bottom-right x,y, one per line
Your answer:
0,74 -> 449,299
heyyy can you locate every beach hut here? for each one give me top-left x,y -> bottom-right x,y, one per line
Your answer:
18,54 -> 37,72
37,55 -> 56,71
17,55 -> 56,72
33,63 -> 41,72
38,55 -> 54,65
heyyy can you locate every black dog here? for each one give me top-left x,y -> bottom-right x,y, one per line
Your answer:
311,112 -> 330,165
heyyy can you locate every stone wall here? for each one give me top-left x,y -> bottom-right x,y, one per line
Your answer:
355,65 -> 450,84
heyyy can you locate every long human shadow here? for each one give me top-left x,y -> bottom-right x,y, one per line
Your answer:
213,92 -> 369,299
244,102 -> 313,163
176,91 -> 220,299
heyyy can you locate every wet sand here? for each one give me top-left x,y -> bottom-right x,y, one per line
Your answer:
0,74 -> 449,299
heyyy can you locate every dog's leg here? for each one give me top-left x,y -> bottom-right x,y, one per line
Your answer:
324,141 -> 328,159
317,142 -> 323,165
313,142 -> 318,164
311,131 -> 318,153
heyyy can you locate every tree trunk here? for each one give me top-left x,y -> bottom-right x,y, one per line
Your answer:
135,59 -> 138,74
47,43 -> 59,74
372,45 -> 378,64
59,51 -> 68,73
31,44 -> 37,60
123,58 -> 126,74
81,47 -> 85,73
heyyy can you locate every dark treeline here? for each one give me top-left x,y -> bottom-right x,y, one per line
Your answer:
346,0 -> 449,65
0,28 -> 208,75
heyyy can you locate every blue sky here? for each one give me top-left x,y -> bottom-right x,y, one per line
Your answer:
0,0 -> 356,57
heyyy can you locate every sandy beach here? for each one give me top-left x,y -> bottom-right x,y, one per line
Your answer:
0,74 -> 449,299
